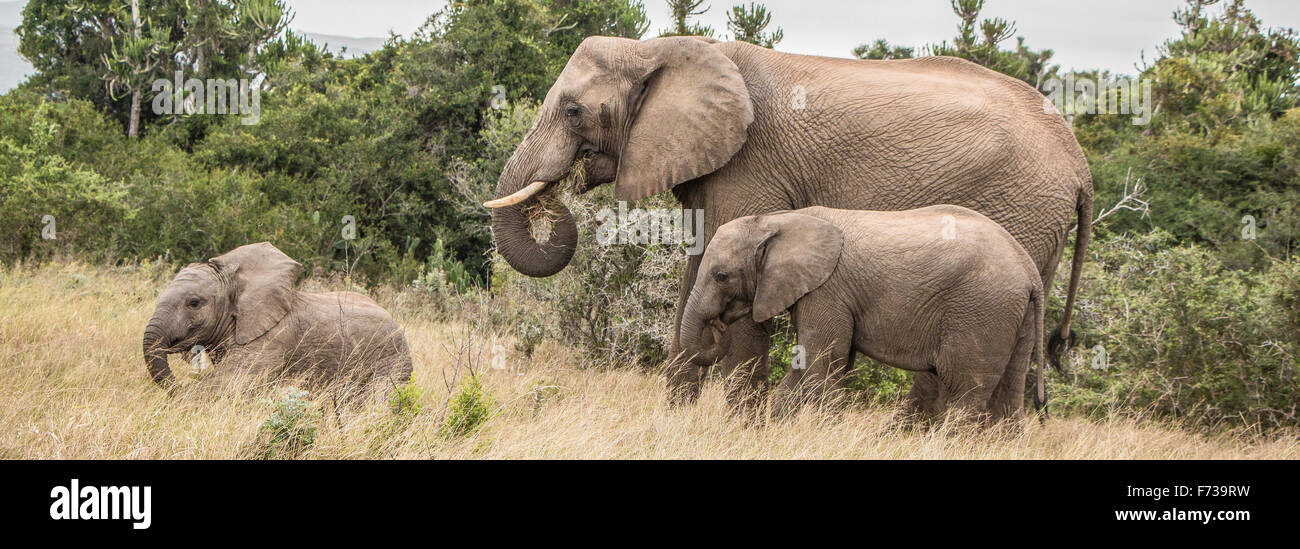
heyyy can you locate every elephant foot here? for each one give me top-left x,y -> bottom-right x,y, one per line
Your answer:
934,405 -> 995,432
721,367 -> 769,425
664,359 -> 704,407
724,391 -> 769,427
884,401 -> 929,431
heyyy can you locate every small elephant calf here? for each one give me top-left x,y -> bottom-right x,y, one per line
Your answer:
142,242 -> 413,399
679,206 -> 1049,422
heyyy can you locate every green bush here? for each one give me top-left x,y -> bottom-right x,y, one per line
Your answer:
254,387 -> 319,459
414,238 -> 479,294
440,376 -> 493,438
0,93 -> 132,261
1079,109 -> 1300,270
389,379 -> 424,419
1053,230 -> 1298,428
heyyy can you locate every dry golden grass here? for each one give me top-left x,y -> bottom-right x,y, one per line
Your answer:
2,260 -> 1296,459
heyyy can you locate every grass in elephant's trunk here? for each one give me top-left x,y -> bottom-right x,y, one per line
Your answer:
523,156 -> 590,244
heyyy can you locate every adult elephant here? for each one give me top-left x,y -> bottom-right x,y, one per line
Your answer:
484,36 -> 1092,411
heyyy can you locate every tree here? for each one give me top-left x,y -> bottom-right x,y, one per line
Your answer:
1143,0 -> 1299,135
725,3 -> 781,48
659,0 -> 714,38
99,0 -> 167,138
544,0 -> 650,57
19,0 -> 293,137
18,0 -> 150,126
179,0 -> 292,79
852,39 -> 913,60
851,1 -> 1055,87
1173,0 -> 1221,38
925,0 -> 1057,89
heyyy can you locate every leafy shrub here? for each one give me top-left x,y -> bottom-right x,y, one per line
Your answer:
844,360 -> 914,406
0,93 -> 132,261
1071,3 -> 1300,270
1080,110 -> 1300,271
412,238 -> 478,294
486,188 -> 684,367
1054,230 -> 1298,428
389,379 -> 424,419
440,376 -> 493,438
254,387 -> 319,459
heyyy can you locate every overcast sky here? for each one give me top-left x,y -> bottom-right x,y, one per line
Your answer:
283,0 -> 1300,76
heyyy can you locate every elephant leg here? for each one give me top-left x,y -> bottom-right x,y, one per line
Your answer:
987,313 -> 1035,423
666,251 -> 706,406
937,353 -> 1003,426
773,325 -> 852,419
346,340 -> 413,407
665,360 -> 705,406
903,370 -> 942,425
715,318 -> 771,423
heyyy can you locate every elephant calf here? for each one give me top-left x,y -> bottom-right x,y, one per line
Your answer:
679,206 -> 1049,422
142,242 -> 413,399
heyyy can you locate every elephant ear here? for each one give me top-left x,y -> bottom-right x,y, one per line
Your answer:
210,242 -> 302,345
751,213 -> 844,323
614,37 -> 754,201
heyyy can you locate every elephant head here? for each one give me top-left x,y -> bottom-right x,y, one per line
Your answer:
484,36 -> 754,277
141,242 -> 302,387
679,212 -> 843,366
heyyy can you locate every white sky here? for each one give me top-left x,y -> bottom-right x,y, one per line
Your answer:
283,0 -> 1300,76
0,1 -> 1237,76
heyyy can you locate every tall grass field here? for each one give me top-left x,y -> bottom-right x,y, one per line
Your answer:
2,260 -> 1296,459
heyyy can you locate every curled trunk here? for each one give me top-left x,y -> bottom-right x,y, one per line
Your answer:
490,200 -> 577,278
489,115 -> 582,278
142,320 -> 175,388
679,290 -> 732,366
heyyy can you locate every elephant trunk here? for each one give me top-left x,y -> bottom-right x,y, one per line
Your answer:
490,198 -> 578,279
679,289 -> 732,366
489,114 -> 582,278
142,316 -> 176,388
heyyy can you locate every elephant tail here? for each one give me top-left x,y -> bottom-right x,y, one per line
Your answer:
1031,285 -> 1049,418
1049,187 -> 1093,373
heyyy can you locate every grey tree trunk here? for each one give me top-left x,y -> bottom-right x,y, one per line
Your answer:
127,0 -> 141,138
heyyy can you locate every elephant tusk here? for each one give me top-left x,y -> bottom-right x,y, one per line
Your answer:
484,181 -> 550,208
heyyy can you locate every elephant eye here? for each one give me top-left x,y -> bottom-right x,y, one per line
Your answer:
714,272 -> 729,283
187,297 -> 202,308
564,105 -> 581,118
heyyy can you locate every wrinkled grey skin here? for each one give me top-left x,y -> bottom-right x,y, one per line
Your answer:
141,242 -> 412,399
680,206 -> 1047,422
487,36 -> 1091,414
